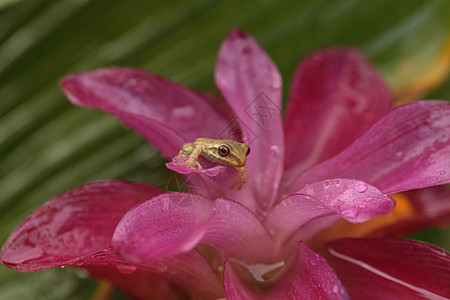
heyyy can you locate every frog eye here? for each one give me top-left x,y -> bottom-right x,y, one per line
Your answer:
246,147 -> 250,156
218,145 -> 230,157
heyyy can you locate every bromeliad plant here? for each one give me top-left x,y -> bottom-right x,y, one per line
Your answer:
1,29 -> 449,299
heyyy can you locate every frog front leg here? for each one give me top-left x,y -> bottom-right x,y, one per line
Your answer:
173,143 -> 194,160
184,145 -> 204,169
172,143 -> 203,169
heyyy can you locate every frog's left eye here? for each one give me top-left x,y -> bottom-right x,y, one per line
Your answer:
218,145 -> 230,157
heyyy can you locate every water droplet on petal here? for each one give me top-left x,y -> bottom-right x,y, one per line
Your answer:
323,180 -> 331,188
60,265 -> 66,269
128,76 -> 150,93
270,145 -> 282,156
334,179 -> 341,186
116,264 -> 137,274
342,209 -> 359,219
272,80 -> 281,89
332,285 -> 339,293
355,182 -> 367,193
440,170 -> 446,175
364,197 -> 372,202
172,105 -> 195,119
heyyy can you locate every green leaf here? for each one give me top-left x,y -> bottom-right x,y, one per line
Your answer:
1,0 -> 449,298
0,267 -> 98,300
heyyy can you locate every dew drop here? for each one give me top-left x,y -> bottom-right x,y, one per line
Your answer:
128,76 -> 150,93
334,179 -> 341,186
60,265 -> 66,269
270,145 -> 282,156
332,285 -> 339,293
342,209 -> 358,219
272,80 -> 281,89
116,264 -> 137,274
323,180 -> 331,189
440,170 -> 446,175
355,182 -> 367,193
364,197 -> 372,202
172,105 -> 195,119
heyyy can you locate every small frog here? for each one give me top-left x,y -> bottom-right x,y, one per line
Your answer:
172,138 -> 250,188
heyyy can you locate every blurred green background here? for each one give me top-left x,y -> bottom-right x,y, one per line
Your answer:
1,0 -> 449,299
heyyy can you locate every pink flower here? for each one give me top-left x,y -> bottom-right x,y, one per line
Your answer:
1,29 -> 449,299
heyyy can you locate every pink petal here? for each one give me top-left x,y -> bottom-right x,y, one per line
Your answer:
166,156 -> 226,176
61,68 -> 230,158
223,242 -> 348,299
200,198 -> 276,263
0,181 -> 223,299
283,48 -> 392,175
0,180 -> 161,271
325,238 -> 450,299
266,179 -> 394,249
215,29 -> 284,208
284,101 -> 450,195
370,185 -> 450,237
113,193 -> 276,263
81,249 -> 224,300
112,192 -> 214,262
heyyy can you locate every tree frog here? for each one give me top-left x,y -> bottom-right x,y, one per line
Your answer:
172,138 -> 250,187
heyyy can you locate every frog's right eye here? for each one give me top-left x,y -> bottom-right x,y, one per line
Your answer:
246,147 -> 250,156
218,145 -> 230,157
